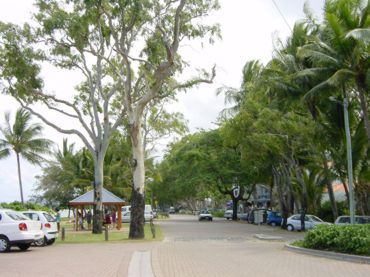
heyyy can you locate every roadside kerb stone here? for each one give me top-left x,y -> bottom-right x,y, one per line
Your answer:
285,243 -> 370,264
254,233 -> 284,241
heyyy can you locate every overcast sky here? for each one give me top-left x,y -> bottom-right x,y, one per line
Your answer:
0,0 -> 325,203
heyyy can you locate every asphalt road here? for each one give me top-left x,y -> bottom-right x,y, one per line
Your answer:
0,214 -> 369,277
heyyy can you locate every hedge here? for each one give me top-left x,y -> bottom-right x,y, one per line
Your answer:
0,201 -> 52,212
302,224 -> 370,255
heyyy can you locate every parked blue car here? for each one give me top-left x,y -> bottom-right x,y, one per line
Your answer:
266,211 -> 282,226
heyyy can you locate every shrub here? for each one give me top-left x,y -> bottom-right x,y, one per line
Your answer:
211,210 -> 224,218
0,201 -> 51,212
302,224 -> 370,255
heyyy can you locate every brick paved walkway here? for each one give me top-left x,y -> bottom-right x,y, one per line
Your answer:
0,215 -> 369,277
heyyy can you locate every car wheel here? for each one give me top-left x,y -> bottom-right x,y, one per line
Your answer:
46,238 -> 56,245
271,222 -> 276,227
0,236 -> 11,253
34,236 -> 46,247
287,224 -> 294,231
18,243 -> 31,251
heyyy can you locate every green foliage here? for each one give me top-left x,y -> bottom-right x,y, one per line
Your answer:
302,224 -> 370,255
156,129 -> 255,207
34,132 -> 133,207
0,201 -> 51,212
317,201 -> 348,222
211,210 -> 224,218
0,22 -> 43,98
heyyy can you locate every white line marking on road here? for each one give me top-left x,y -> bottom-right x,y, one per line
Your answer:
128,251 -> 154,277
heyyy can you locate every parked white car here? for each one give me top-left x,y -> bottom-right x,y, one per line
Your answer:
122,211 -> 131,223
286,214 -> 330,231
198,210 -> 213,221
224,210 -> 233,220
0,209 -> 43,253
22,211 -> 58,246
121,205 -> 154,222
334,215 -> 370,225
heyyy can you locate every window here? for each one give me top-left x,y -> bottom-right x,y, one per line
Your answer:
0,214 -> 2,221
6,212 -> 29,221
24,213 -> 40,221
338,217 -> 349,223
43,213 -> 55,222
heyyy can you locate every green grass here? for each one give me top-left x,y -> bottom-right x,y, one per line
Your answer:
291,240 -> 304,247
56,219 -> 163,244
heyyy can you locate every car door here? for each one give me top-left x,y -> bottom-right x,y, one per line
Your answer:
304,216 -> 314,229
290,215 -> 301,229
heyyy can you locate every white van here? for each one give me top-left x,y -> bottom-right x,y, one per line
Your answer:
121,205 -> 153,222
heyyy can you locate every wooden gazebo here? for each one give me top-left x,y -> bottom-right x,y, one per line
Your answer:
69,188 -> 126,231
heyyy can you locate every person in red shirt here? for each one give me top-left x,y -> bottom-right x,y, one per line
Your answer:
104,212 -> 111,229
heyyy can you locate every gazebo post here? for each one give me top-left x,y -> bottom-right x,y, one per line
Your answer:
75,207 -> 79,231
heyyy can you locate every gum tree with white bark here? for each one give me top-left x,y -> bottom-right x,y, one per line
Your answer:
0,0 -> 220,238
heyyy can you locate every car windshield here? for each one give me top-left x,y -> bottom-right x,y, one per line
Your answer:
309,215 -> 323,222
6,211 -> 29,221
201,210 -> 209,214
43,213 -> 56,222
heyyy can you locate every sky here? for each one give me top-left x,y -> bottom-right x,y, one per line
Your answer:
0,0 -> 325,203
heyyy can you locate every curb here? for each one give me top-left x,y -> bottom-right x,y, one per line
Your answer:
254,234 -> 284,241
285,243 -> 370,264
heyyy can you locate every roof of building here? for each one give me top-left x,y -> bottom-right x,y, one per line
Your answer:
69,188 -> 125,205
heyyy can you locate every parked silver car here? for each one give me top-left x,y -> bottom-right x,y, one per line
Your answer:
198,210 -> 213,221
224,210 -> 233,220
334,215 -> 370,225
286,214 -> 330,231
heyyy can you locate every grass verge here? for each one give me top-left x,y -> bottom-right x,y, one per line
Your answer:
56,219 -> 163,244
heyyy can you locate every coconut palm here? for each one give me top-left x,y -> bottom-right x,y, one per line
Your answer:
217,60 -> 264,117
297,0 -> 370,146
0,108 -> 52,203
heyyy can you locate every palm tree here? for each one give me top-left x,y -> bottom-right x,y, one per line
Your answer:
0,108 -> 52,203
297,0 -> 370,147
217,60 -> 264,117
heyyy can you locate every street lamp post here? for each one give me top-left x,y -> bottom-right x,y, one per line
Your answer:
343,97 -> 355,224
330,96 -> 355,224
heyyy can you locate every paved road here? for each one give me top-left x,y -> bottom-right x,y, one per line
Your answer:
153,215 -> 369,277
0,214 -> 369,276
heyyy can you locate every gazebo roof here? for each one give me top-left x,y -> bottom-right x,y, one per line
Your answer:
69,188 -> 125,206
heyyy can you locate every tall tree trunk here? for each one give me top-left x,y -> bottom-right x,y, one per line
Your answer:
294,166 -> 307,231
341,179 -> 350,205
273,166 -> 289,229
92,156 -> 104,234
129,119 -> 145,239
323,160 -> 337,220
15,153 -> 24,204
232,197 -> 238,221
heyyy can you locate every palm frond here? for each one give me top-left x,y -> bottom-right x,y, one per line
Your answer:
0,148 -> 11,159
297,46 -> 340,66
345,28 -> 370,44
325,68 -> 355,86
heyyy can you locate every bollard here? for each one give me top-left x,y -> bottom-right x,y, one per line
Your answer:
61,227 -> 65,241
150,219 -> 156,239
105,226 -> 109,241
